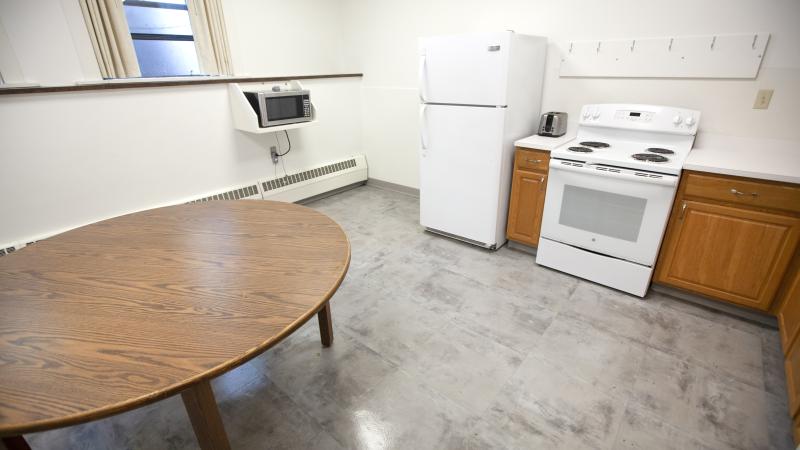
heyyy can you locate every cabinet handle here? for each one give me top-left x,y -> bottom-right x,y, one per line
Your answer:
527,159 -> 543,164
679,202 -> 687,220
539,176 -> 545,190
730,188 -> 759,197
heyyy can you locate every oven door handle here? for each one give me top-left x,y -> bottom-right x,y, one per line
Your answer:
549,160 -> 678,187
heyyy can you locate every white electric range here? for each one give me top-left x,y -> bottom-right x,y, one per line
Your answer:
536,104 -> 700,297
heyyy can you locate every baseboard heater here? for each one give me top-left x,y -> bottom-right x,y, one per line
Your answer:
0,155 -> 368,256
185,154 -> 367,205
260,154 -> 367,203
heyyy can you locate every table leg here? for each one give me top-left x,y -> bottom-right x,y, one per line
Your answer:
318,301 -> 334,347
1,436 -> 30,450
181,380 -> 231,450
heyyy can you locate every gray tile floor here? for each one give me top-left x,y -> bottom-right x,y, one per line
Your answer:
28,185 -> 795,449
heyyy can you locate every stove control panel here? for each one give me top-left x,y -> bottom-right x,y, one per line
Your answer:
580,104 -> 700,135
614,109 -> 654,123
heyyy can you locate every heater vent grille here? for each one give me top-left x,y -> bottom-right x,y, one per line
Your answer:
189,185 -> 260,203
263,159 -> 357,192
0,241 -> 36,257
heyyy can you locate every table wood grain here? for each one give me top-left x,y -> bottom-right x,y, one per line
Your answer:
0,201 -> 350,438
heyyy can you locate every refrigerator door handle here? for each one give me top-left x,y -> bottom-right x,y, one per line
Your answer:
418,54 -> 428,102
419,104 -> 429,150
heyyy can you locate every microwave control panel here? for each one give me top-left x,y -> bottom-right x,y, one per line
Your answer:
303,98 -> 311,117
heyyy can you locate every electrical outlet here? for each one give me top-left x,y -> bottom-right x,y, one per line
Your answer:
753,89 -> 774,109
270,146 -> 279,163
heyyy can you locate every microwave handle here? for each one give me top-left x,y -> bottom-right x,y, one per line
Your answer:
418,54 -> 428,103
419,104 -> 429,150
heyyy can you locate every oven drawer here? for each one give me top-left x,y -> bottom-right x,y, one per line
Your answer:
683,172 -> 800,214
515,148 -> 550,173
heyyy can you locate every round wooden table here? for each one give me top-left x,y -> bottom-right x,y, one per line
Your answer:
0,201 -> 350,450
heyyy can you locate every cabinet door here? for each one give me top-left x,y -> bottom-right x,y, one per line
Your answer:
786,339 -> 800,418
506,170 -> 547,246
656,200 -> 800,310
778,264 -> 800,355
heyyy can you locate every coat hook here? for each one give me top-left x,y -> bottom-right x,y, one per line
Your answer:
751,34 -> 758,49
630,39 -> 636,52
596,41 -> 601,53
668,38 -> 674,51
710,36 -> 716,50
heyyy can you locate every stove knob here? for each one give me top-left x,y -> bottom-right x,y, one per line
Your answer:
582,109 -> 590,120
592,110 -> 601,119
672,115 -> 683,125
685,116 -> 695,126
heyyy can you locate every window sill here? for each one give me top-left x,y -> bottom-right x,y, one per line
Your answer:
0,73 -> 363,96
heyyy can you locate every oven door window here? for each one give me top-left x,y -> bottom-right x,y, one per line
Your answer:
559,185 -> 647,242
266,96 -> 302,121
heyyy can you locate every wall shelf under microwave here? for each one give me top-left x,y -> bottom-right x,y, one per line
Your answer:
228,82 -> 317,134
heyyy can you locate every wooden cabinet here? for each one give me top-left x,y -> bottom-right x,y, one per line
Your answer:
655,171 -> 800,312
507,148 -> 549,247
787,341 -> 800,418
778,261 -> 800,445
794,419 -> 800,447
656,201 -> 800,310
778,261 -> 800,353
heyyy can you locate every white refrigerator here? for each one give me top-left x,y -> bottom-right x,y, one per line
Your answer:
419,31 -> 547,249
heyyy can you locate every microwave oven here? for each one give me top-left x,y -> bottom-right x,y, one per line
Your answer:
243,90 -> 312,127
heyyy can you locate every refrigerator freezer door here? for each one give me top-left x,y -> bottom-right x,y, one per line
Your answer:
419,32 -> 511,106
420,104 -> 506,246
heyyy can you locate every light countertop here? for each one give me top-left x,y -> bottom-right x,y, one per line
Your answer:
685,133 -> 800,185
514,130 -> 575,151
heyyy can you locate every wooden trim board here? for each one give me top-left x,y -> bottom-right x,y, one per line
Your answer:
0,73 -> 363,96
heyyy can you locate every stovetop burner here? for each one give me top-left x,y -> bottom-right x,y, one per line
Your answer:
646,147 -> 675,155
632,153 -> 669,163
568,146 -> 593,153
580,141 -> 610,148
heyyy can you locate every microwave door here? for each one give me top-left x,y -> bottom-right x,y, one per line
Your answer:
540,161 -> 678,266
264,96 -> 302,126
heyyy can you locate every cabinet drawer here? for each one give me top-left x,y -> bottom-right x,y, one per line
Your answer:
683,172 -> 800,214
515,148 -> 550,173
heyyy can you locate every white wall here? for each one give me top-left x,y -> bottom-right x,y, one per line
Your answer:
339,0 -> 800,188
0,0 -> 360,247
224,0 -> 346,76
0,0 -> 100,84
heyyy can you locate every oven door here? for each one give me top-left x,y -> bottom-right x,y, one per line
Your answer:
540,160 -> 679,266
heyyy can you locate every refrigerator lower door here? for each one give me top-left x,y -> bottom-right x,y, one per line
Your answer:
419,31 -> 511,106
420,104 -> 507,247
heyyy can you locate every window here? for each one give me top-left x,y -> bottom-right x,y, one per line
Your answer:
122,0 -> 201,77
